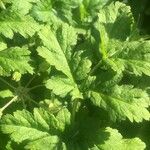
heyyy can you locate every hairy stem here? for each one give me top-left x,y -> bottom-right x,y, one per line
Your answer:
25,74 -> 36,88
27,96 -> 39,106
0,96 -> 18,112
28,84 -> 45,91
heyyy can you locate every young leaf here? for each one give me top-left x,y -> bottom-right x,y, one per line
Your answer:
0,90 -> 14,98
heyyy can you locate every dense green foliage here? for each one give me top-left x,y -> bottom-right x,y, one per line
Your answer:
0,0 -> 150,149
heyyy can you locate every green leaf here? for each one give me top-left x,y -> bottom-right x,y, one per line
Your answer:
0,12 -> 40,38
112,41 -> 150,76
95,2 -> 133,55
46,76 -> 77,98
100,39 -> 150,76
0,47 -> 33,76
31,0 -> 61,24
98,127 -> 146,150
56,108 -> 71,132
89,85 -> 150,122
0,42 -> 7,51
71,51 -> 92,81
0,108 -> 70,149
38,24 -> 77,78
25,136 -> 61,150
0,0 -> 6,10
95,2 -> 150,76
0,90 -> 14,98
31,0 -> 73,25
12,71 -> 22,81
9,0 -> 37,15
37,24 -> 91,99
80,0 -> 110,20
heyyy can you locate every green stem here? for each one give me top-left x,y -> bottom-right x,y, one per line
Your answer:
25,74 -> 36,88
28,84 -> 45,91
89,60 -> 103,76
100,37 -> 107,59
0,77 -> 16,90
0,0 -> 6,10
28,97 -> 39,106
79,3 -> 86,21
0,96 -> 18,112
71,99 -> 79,125
22,98 -> 27,109
81,60 -> 103,90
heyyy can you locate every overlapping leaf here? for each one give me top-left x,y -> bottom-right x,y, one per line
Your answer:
0,11 -> 40,38
94,2 -> 150,76
0,0 -> 149,149
0,108 -> 71,149
0,47 -> 33,76
75,0 -> 110,23
96,2 -> 133,46
31,0 -> 73,24
7,0 -> 38,15
0,108 -> 145,150
97,127 -> 146,150
89,85 -> 150,122
37,24 -> 91,98
0,41 -> 7,51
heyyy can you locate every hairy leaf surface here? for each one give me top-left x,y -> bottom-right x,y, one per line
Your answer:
1,108 -> 71,149
0,47 -> 33,76
89,85 -> 150,122
37,24 -> 91,98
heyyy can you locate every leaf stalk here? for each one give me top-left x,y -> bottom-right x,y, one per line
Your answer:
0,96 -> 18,112
71,99 -> 79,125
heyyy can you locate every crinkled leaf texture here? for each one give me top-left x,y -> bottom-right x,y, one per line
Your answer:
0,108 -> 145,150
0,47 -> 33,76
89,85 -> 150,122
87,1 -> 150,123
94,127 -> 146,150
0,0 -> 149,150
31,0 -> 73,25
37,24 -> 91,99
0,11 -> 40,38
95,2 -> 150,76
0,108 -> 70,150
9,0 -> 38,15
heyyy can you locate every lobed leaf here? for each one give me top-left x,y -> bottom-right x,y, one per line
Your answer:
94,2 -> 150,76
0,47 -> 33,76
0,11 -> 40,39
89,85 -> 150,122
0,108 -> 71,149
37,24 -> 91,99
98,127 -> 146,150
